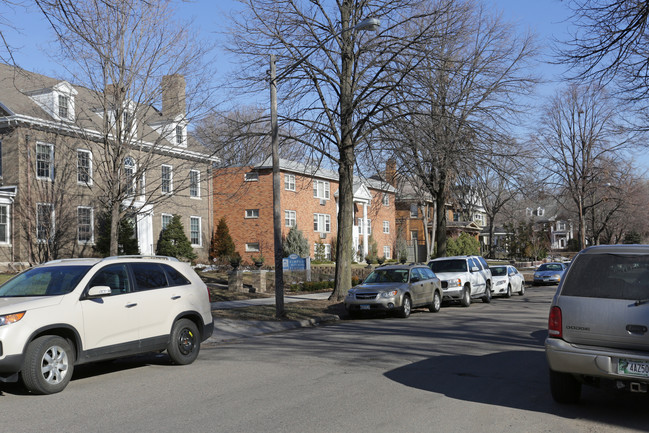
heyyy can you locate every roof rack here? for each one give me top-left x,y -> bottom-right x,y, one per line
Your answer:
103,255 -> 179,262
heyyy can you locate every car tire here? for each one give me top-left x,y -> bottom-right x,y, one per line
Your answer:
429,291 -> 441,313
22,335 -> 75,395
519,283 -> 525,296
460,285 -> 471,307
549,369 -> 581,404
167,318 -> 201,365
505,284 -> 512,298
398,295 -> 411,318
482,282 -> 492,303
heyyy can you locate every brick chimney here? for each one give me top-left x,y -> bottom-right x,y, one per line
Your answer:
385,158 -> 397,186
161,74 -> 186,118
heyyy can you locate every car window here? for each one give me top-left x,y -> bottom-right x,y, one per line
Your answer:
508,267 -> 517,276
131,263 -> 169,291
0,265 -> 91,297
421,267 -> 436,279
468,258 -> 479,270
561,254 -> 649,300
89,264 -> 131,295
477,257 -> 489,269
430,259 -> 467,273
411,268 -> 425,281
163,264 -> 191,286
491,266 -> 506,276
364,269 -> 409,284
539,263 -> 563,272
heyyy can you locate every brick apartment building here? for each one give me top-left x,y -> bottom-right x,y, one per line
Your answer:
213,158 -> 396,263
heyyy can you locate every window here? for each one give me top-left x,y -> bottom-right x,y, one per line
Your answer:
175,125 -> 184,146
314,243 -> 332,260
383,246 -> 391,259
124,157 -> 136,195
37,203 -> 54,242
0,205 -> 8,243
410,230 -> 418,241
410,204 -> 418,218
357,218 -> 371,235
526,208 -> 533,217
58,94 -> 69,118
473,213 -> 483,224
164,264 -> 191,286
313,180 -> 330,199
314,213 -> 331,232
245,209 -> 259,219
189,170 -> 200,198
190,216 -> 201,246
0,140 -> 2,177
131,263 -> 168,291
161,213 -> 173,230
161,164 -> 173,194
284,174 -> 296,191
383,221 -> 390,234
245,243 -> 260,252
36,142 -> 53,180
285,210 -> 296,227
122,111 -> 133,132
245,172 -> 258,182
536,207 -> 545,216
90,264 -> 130,295
77,149 -> 92,185
383,193 -> 389,206
557,222 -> 566,231
77,207 -> 93,243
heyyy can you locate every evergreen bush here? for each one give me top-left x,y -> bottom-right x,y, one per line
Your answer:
156,215 -> 197,261
211,217 -> 236,260
283,225 -> 310,257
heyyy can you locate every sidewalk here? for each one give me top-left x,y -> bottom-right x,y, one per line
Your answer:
205,291 -> 339,345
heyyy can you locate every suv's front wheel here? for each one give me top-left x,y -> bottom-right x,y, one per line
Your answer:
482,281 -> 492,303
460,285 -> 471,307
22,335 -> 75,395
167,319 -> 201,365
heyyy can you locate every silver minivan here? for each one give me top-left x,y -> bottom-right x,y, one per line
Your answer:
545,245 -> 649,403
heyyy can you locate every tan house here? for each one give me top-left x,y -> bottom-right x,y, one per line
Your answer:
213,158 -> 396,263
0,64 -> 216,265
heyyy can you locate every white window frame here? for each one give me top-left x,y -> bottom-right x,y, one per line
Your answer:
161,164 -> 173,194
245,242 -> 260,252
245,209 -> 260,219
410,203 -> 418,218
557,221 -> 566,231
77,206 -> 94,244
175,125 -> 184,146
245,172 -> 259,182
36,142 -> 54,181
77,149 -> 93,185
161,213 -> 173,230
285,210 -> 296,227
37,203 -> 54,242
314,213 -> 331,233
313,180 -> 330,200
357,218 -> 371,235
383,246 -> 391,259
383,221 -> 390,234
314,243 -> 332,260
58,94 -> 69,118
189,170 -> 200,198
284,174 -> 296,191
190,216 -> 201,246
0,204 -> 9,244
382,193 -> 389,206
124,156 -> 136,196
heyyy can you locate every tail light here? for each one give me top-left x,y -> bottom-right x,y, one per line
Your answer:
548,306 -> 562,338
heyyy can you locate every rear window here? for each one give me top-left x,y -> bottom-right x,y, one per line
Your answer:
561,254 -> 649,300
430,259 -> 467,273
491,266 -> 507,276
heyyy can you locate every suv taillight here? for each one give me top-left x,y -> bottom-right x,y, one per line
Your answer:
548,306 -> 562,338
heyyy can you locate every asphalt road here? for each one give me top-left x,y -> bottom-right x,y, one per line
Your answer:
2,286 -> 648,433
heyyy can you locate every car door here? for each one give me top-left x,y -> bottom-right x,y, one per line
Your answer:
468,258 -> 486,296
408,268 -> 426,306
508,266 -> 521,292
80,263 -> 141,352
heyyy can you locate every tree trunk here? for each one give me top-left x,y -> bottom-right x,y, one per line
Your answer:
110,200 -> 120,256
435,171 -> 448,257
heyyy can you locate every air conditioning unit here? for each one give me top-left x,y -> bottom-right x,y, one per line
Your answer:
319,199 -> 326,206
320,232 -> 327,239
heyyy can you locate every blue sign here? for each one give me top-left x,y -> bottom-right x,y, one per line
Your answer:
282,253 -> 309,270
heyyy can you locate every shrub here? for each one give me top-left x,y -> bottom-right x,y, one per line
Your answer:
446,233 -> 480,256
156,215 -> 197,261
94,212 -> 139,257
211,217 -> 236,260
284,225 -> 310,257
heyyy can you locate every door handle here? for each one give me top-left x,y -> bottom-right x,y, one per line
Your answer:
125,303 -> 138,308
626,324 -> 648,334
171,295 -> 181,300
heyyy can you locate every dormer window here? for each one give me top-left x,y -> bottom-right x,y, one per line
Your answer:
58,95 -> 69,118
27,81 -> 77,122
176,125 -> 184,146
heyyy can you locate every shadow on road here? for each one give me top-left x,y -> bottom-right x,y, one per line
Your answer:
384,349 -> 649,429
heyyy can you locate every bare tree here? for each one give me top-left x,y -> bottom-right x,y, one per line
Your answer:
534,83 -> 633,249
34,0 -> 215,256
380,0 -> 538,257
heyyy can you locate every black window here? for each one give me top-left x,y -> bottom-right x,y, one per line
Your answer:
421,267 -> 436,280
89,264 -> 130,295
477,256 -> 489,269
131,263 -> 168,290
163,264 -> 191,286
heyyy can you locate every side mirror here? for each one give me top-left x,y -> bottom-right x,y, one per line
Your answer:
410,276 -> 420,283
470,266 -> 480,272
87,286 -> 112,298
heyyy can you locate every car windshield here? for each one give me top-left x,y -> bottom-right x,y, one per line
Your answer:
0,265 -> 91,297
538,264 -> 563,272
491,266 -> 507,276
430,259 -> 467,273
364,269 -> 409,284
561,254 -> 649,300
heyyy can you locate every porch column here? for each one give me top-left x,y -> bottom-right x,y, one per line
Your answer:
363,202 -> 368,257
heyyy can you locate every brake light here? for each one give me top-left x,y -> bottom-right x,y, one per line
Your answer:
548,306 -> 562,338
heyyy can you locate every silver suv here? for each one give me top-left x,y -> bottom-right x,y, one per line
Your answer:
428,255 -> 492,306
0,256 -> 213,394
344,264 -> 442,318
546,245 -> 649,403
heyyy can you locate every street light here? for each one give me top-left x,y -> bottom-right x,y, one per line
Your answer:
269,17 -> 380,318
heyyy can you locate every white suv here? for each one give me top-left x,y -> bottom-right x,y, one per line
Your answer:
0,256 -> 214,394
428,255 -> 492,306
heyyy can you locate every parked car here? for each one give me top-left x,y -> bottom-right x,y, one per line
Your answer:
0,256 -> 214,394
533,262 -> 568,286
490,265 -> 525,297
428,255 -> 492,306
546,245 -> 649,404
344,264 -> 442,318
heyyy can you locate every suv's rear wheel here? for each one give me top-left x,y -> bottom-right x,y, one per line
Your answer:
429,291 -> 441,313
22,335 -> 74,395
549,369 -> 581,404
167,319 -> 200,365
397,294 -> 411,318
482,281 -> 492,303
460,285 -> 471,307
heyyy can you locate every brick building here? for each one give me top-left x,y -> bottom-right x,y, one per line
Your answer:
213,159 -> 396,263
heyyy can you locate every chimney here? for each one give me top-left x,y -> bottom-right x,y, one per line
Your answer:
161,74 -> 186,118
385,158 -> 397,186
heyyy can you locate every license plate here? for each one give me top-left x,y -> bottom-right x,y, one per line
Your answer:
618,358 -> 649,377
360,304 -> 370,310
